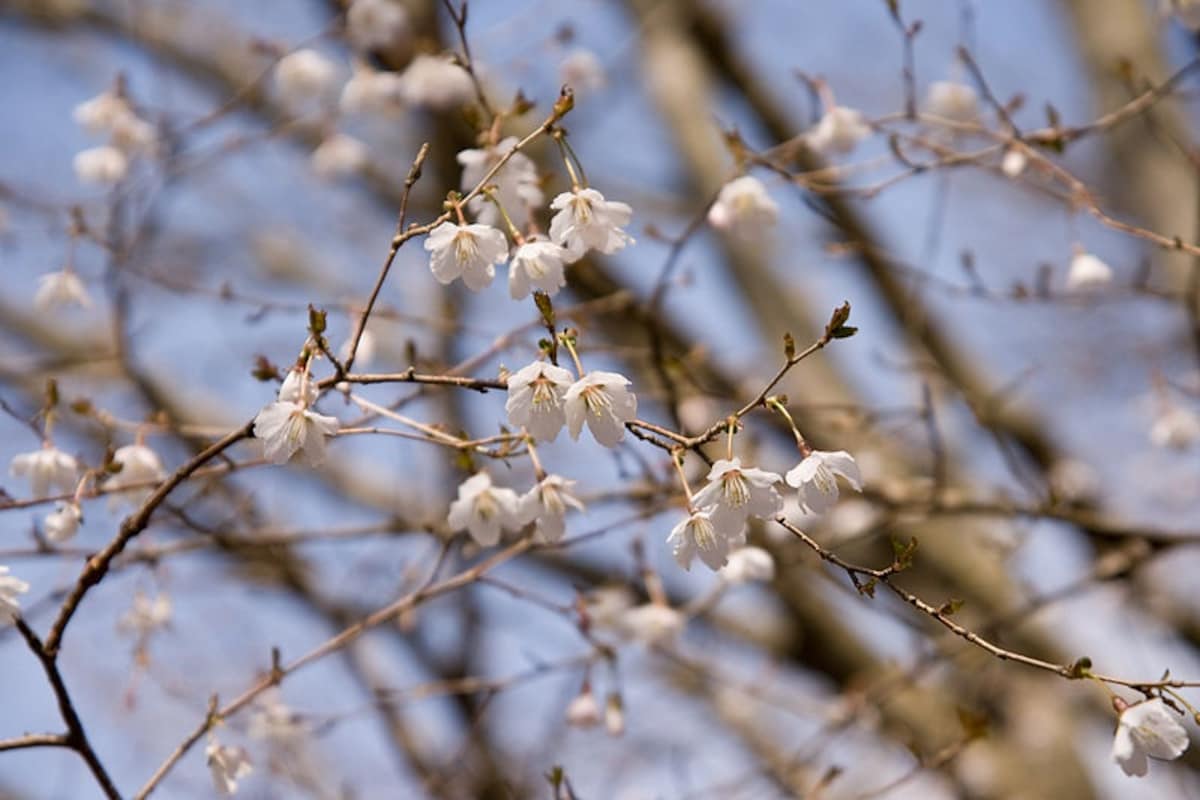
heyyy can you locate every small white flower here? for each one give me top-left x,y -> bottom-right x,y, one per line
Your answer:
807,106 -> 871,155
692,458 -> 783,536
1112,698 -> 1190,777
398,53 -> 474,110
35,270 -> 92,311
1150,406 -> 1200,450
1001,147 -> 1027,178
720,546 -> 776,584
565,688 -> 601,728
1067,251 -> 1113,290
518,474 -> 584,543
248,692 -> 307,742
560,49 -> 606,93
925,79 -> 978,122
667,508 -> 740,571
73,90 -> 129,134
44,502 -> 83,543
509,238 -> 569,300
458,136 -> 544,226
109,111 -> 158,155
423,221 -> 509,291
506,361 -> 573,442
785,450 -> 862,515
447,472 -> 521,547
108,443 -> 166,505
275,49 -> 338,103
346,0 -> 411,51
206,738 -> 253,796
549,187 -> 634,261
253,402 -> 340,466
564,371 -> 637,448
0,566 -> 29,623
10,445 -> 78,498
118,591 -> 172,636
339,65 -> 405,115
706,175 -> 778,240
311,133 -> 368,180
277,368 -> 316,405
621,603 -> 684,644
74,146 -> 128,185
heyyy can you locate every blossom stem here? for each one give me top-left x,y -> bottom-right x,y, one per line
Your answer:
559,333 -> 586,379
724,418 -> 736,461
765,396 -> 812,456
484,186 -> 524,244
553,130 -> 588,189
525,436 -> 547,481
670,450 -> 694,503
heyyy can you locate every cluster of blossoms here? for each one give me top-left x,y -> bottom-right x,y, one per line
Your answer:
72,84 -> 157,185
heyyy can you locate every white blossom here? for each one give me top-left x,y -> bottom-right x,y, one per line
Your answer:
1112,698 -> 1190,777
807,106 -> 871,155
560,49 -> 606,93
119,590 -> 173,637
925,79 -> 978,122
311,133 -> 368,180
706,175 -> 778,240
565,688 -> 601,728
73,90 -> 128,134
249,692 -> 308,742
457,136 -> 543,226
518,474 -> 584,544
74,146 -> 128,185
109,111 -> 157,155
423,221 -> 509,291
447,472 -> 521,547
274,49 -> 338,103
278,368 -> 316,405
509,238 -> 569,299
1001,147 -> 1027,178
35,270 -> 92,311
505,361 -> 573,442
108,443 -> 166,504
44,502 -> 82,543
0,566 -> 29,623
621,603 -> 684,644
564,370 -> 637,448
785,450 -> 862,515
398,53 -> 474,110
667,508 -> 741,572
1066,251 -> 1113,290
10,445 -> 78,498
253,401 -> 340,466
206,738 -> 253,796
339,65 -> 405,115
692,458 -> 783,536
1150,405 -> 1200,450
347,0 -> 411,51
720,546 -> 776,584
549,187 -> 634,261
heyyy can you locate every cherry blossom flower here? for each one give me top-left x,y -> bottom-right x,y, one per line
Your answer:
505,361 -> 573,442
621,603 -> 684,644
0,566 -> 29,623
339,65 -> 404,115
44,502 -> 82,543
346,0 -> 411,51
274,49 -> 338,104
518,474 -> 584,543
311,133 -> 368,180
560,49 -> 606,93
108,443 -> 166,505
118,591 -> 172,637
706,175 -> 778,240
549,187 -> 634,261
109,111 -> 157,155
1066,251 -> 1113,291
1112,698 -> 1190,777
564,371 -> 637,447
248,691 -> 308,742
807,106 -> 871,155
786,449 -> 862,515
1150,405 -> 1200,450
447,472 -> 521,547
667,508 -> 741,571
398,54 -> 474,110
565,687 -> 601,728
925,79 -> 978,122
253,401 -> 340,466
73,90 -> 129,134
719,546 -> 776,584
1001,147 -> 1027,178
10,445 -> 78,498
74,146 -> 128,184
278,368 -> 316,405
206,738 -> 253,796
692,458 -> 783,536
423,221 -> 509,291
35,270 -> 92,311
508,238 -> 569,299
457,137 -> 543,226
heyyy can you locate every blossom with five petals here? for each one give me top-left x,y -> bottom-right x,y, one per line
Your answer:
505,361 -> 574,442
518,474 -> 584,544
785,450 -> 862,515
508,238 -> 570,299
549,188 -> 633,261
1112,698 -> 1190,777
667,507 -> 741,571
253,402 -> 340,466
691,457 -> 783,536
447,472 -> 521,547
424,221 -> 509,291
564,371 -> 637,448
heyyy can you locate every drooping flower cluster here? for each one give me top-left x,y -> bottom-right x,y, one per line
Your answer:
670,459 -> 783,571
447,470 -> 585,547
71,85 -> 157,185
505,361 -> 637,448
1112,698 -> 1189,777
457,136 -> 544,227
10,444 -> 78,498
